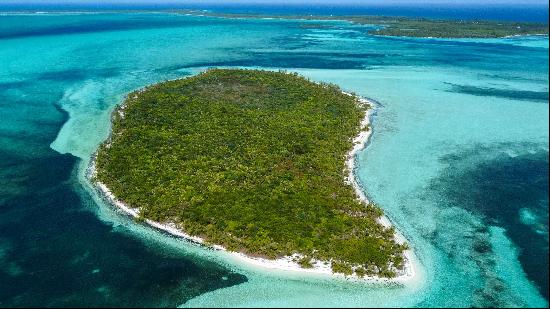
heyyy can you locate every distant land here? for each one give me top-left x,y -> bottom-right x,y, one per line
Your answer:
1,2 -> 547,38
180,10 -> 549,38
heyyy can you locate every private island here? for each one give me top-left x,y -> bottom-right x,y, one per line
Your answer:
91,69 -> 409,279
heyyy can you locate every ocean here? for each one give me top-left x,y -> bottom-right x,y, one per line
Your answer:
1,2 -> 549,22
0,5 -> 548,307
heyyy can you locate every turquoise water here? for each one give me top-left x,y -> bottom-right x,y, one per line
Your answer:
0,12 -> 548,307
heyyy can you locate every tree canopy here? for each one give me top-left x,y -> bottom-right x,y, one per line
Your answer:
95,69 -> 406,277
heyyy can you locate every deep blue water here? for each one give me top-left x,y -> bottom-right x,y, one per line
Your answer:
0,9 -> 548,308
427,144 -> 549,300
0,2 -> 548,23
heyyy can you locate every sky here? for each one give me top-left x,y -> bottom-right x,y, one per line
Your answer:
0,0 -> 547,5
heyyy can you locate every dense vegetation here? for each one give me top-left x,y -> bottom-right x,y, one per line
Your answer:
95,69 -> 406,278
180,10 -> 549,38
361,16 -> 549,38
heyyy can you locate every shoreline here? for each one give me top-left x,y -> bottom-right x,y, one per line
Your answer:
87,82 -> 418,284
342,93 -> 416,280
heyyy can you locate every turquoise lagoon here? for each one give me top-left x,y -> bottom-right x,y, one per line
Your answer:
0,13 -> 548,307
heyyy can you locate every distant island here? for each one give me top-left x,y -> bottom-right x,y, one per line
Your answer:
180,10 -> 549,38
91,69 -> 408,278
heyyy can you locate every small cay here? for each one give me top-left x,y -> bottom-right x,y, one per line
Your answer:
90,68 -> 409,279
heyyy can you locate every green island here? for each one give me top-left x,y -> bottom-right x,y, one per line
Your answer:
180,10 -> 549,38
94,69 -> 407,278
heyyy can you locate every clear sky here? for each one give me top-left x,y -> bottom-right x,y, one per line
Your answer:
0,0 -> 547,4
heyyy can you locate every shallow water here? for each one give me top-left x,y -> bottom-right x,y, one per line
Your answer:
0,12 -> 548,307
